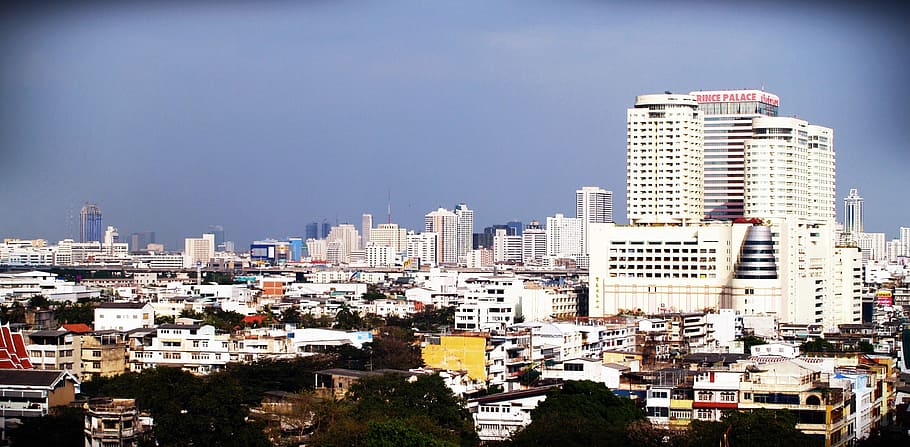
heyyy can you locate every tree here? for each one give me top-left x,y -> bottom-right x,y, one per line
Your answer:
334,304 -> 364,330
7,406 -> 84,447
53,300 -> 96,325
801,338 -> 835,353
28,295 -> 52,309
736,335 -> 766,352
310,373 -> 477,447
509,380 -> 645,447
685,409 -> 821,447
281,306 -> 303,325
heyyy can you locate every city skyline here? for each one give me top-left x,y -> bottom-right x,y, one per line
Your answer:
2,2 -> 909,248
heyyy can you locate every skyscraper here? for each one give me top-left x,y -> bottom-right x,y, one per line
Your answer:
80,203 -> 103,243
425,208 -> 457,265
576,186 -> 613,255
208,225 -> 225,250
361,214 -> 373,249
843,189 -> 864,235
454,203 -> 474,263
690,89 -> 780,220
743,117 -> 835,222
626,93 -> 704,225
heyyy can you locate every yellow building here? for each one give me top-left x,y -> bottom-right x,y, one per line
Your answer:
422,333 -> 489,382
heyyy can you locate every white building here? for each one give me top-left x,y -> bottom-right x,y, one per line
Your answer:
455,203 -> 474,265
406,232 -> 438,268
184,234 -> 215,268
306,238 -> 328,261
369,223 -> 407,252
365,244 -> 396,268
130,324 -> 230,375
857,232 -> 886,261
521,222 -> 547,265
576,186 -> 613,255
361,213 -> 372,249
627,93 -> 704,225
843,188 -> 863,235
493,229 -> 522,264
465,248 -> 494,269
425,208 -> 457,265
546,214 -> 582,260
327,224 -> 361,263
94,302 -> 154,332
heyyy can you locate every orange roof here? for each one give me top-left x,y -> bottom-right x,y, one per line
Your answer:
243,315 -> 266,324
62,323 -> 93,334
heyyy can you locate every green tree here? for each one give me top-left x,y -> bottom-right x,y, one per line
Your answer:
334,304 -> 364,330
509,380 -> 645,447
364,420 -> 457,447
7,405 -> 84,447
281,306 -> 303,325
54,300 -> 96,325
736,335 -> 766,352
28,295 -> 52,309
801,338 -> 835,353
685,409 -> 820,447
311,373 -> 477,447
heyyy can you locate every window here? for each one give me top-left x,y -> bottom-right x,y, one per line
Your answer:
564,363 -> 584,372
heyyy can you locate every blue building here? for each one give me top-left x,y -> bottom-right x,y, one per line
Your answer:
80,203 -> 103,243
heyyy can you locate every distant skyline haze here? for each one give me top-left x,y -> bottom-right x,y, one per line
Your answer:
1,1 -> 908,249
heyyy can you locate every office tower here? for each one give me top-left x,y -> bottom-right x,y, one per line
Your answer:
743,117 -> 835,223
327,224 -> 360,263
843,189 -> 864,235
305,222 -> 318,240
407,232 -> 438,267
901,227 -> 910,257
129,232 -> 155,253
288,237 -> 304,262
521,221 -> 547,264
425,208 -> 457,265
506,221 -> 524,236
626,93 -> 704,225
690,90 -> 780,220
576,186 -> 613,255
369,223 -> 408,252
208,225 -> 225,250
492,229 -> 522,263
546,214 -> 582,259
184,234 -> 215,268
80,203 -> 103,243
361,214 -> 373,249
103,226 -> 119,254
454,203 -> 474,263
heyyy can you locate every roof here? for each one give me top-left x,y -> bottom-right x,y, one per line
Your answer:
98,302 -> 148,309
469,385 -> 558,404
27,330 -> 70,338
158,324 -> 204,330
62,323 -> 93,334
0,369 -> 75,388
0,323 -> 33,369
315,368 -> 415,379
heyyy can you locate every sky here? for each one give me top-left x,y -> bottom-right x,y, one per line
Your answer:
2,1 -> 909,250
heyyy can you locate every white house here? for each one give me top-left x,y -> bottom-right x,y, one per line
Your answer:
94,302 -> 154,331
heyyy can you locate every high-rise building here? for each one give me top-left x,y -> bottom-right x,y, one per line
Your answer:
361,214 -> 373,250
690,89 -> 780,220
305,221 -> 331,240
407,232 -> 438,267
492,229 -> 522,263
576,186 -> 613,255
843,189 -> 864,235
184,234 -> 215,268
546,214 -> 582,259
506,221 -> 524,236
370,223 -> 408,252
626,94 -> 704,225
901,227 -> 910,257
208,225 -> 225,250
425,208 -> 458,265
521,221 -> 547,265
80,203 -> 103,243
743,117 -> 835,223
103,226 -> 119,254
454,203 -> 474,264
129,231 -> 156,253
327,224 -> 360,263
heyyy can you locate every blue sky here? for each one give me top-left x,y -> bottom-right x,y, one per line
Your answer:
2,1 -> 908,249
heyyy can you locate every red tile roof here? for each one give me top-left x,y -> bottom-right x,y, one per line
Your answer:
0,322 -> 34,369
62,323 -> 93,334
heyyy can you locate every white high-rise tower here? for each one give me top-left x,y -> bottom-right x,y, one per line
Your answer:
626,93 -> 704,225
425,208 -> 458,265
454,203 -> 474,264
843,189 -> 863,235
576,186 -> 613,255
